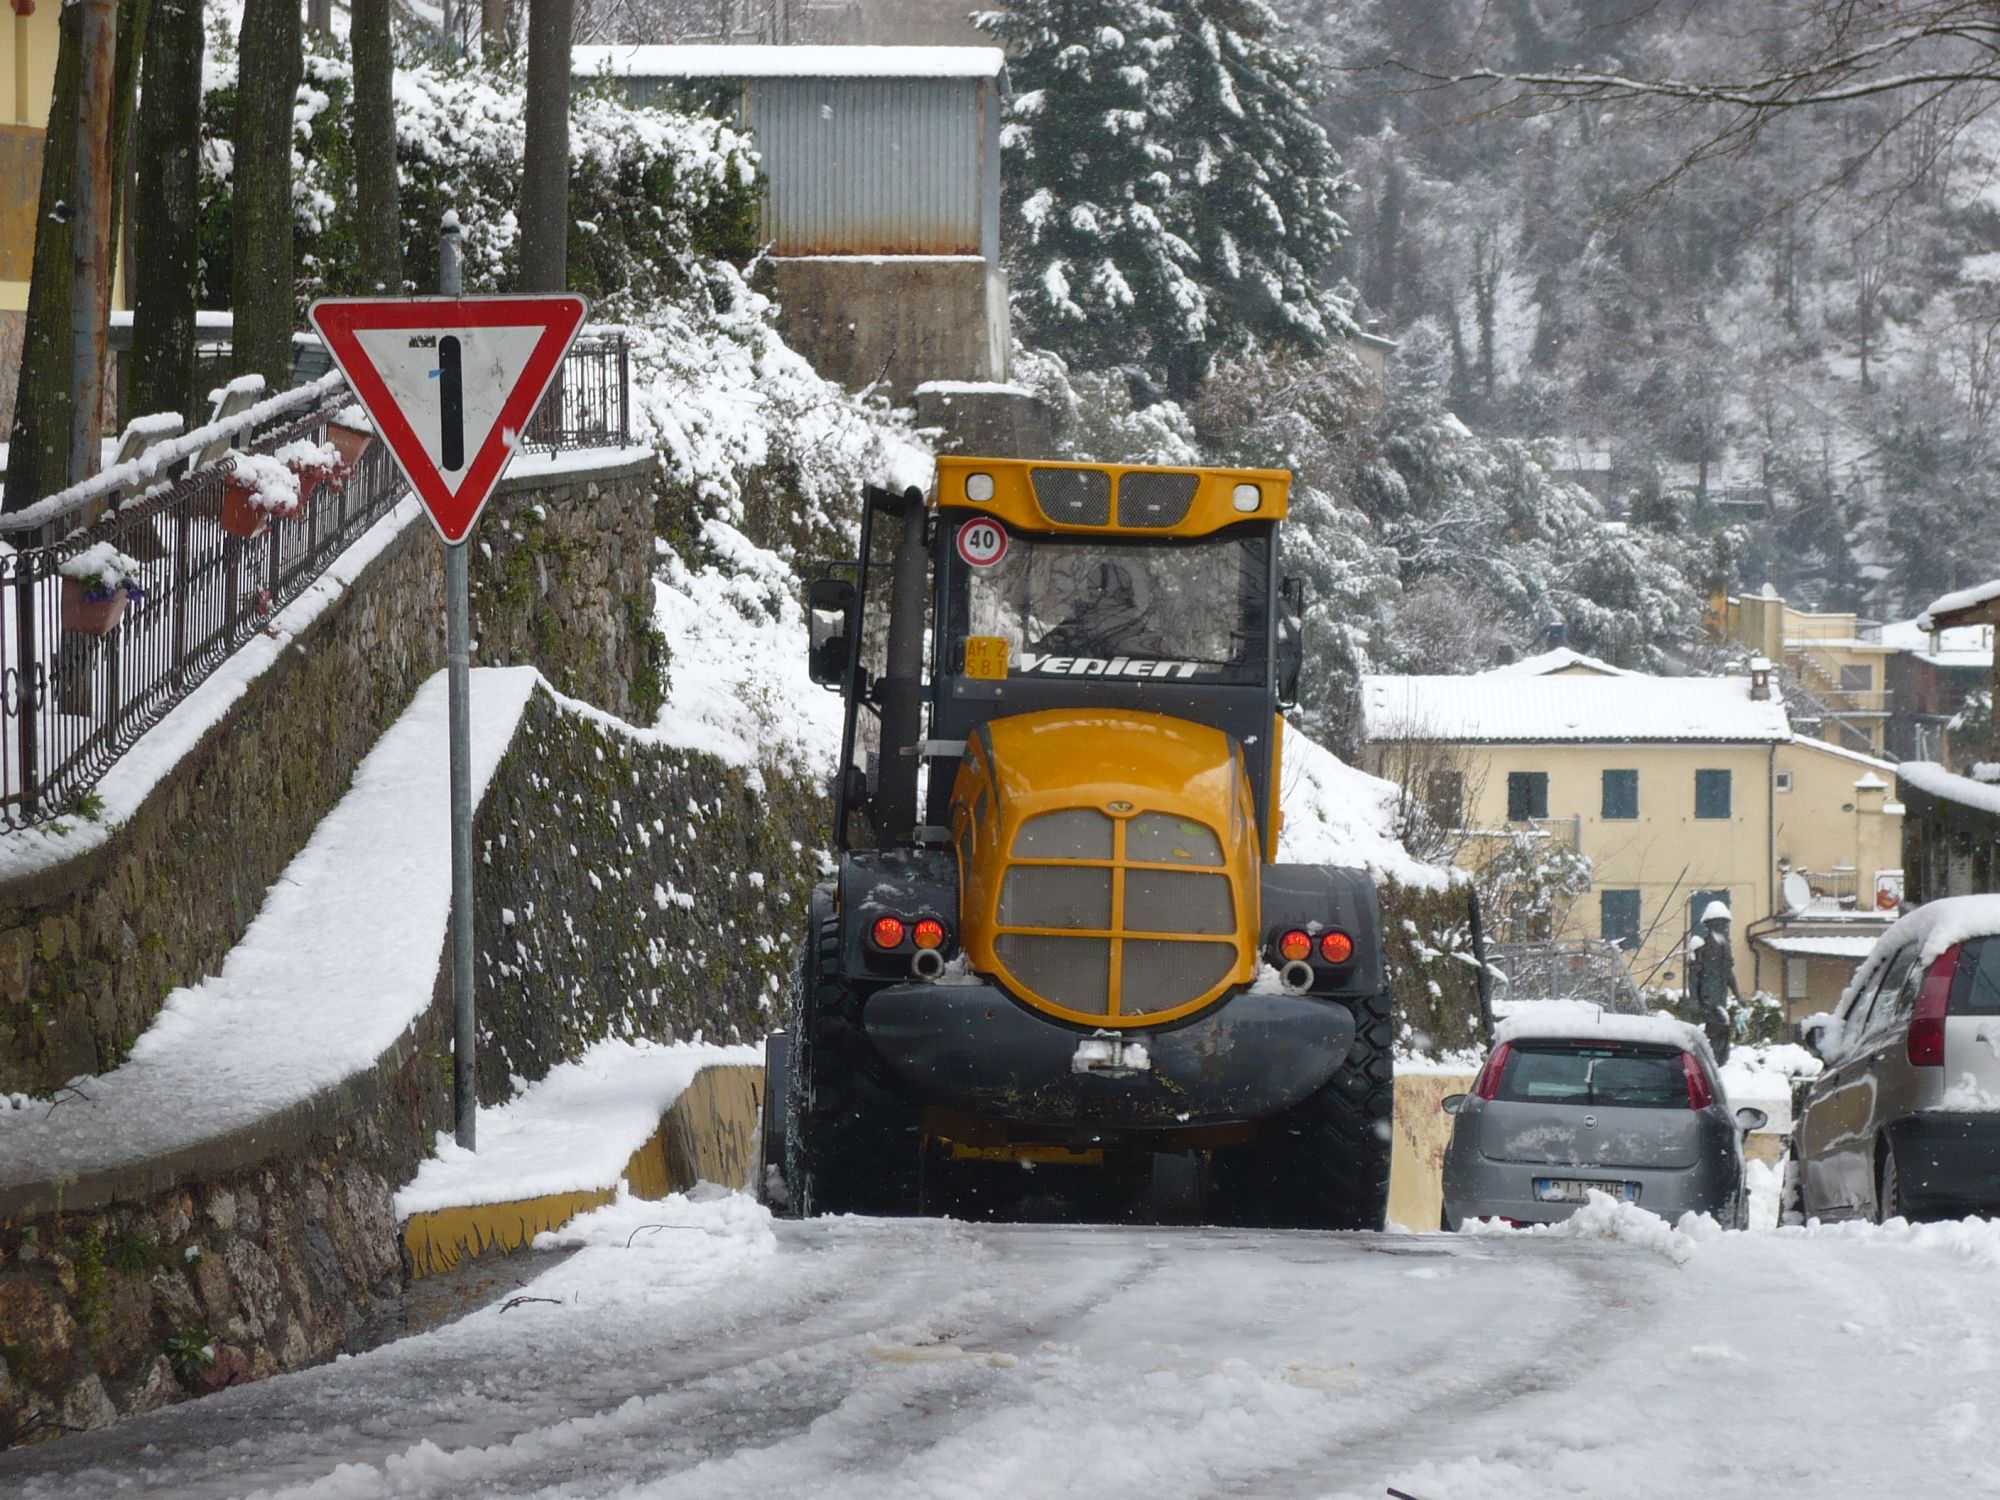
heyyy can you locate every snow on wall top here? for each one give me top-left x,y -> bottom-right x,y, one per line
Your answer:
1878,615 -> 1994,667
1494,1004 -> 1714,1063
1919,578 -> 2000,631
1898,760 -> 2000,818
1277,728 -> 1451,891
1480,647 -> 1635,678
1361,673 -> 1791,744
573,44 -> 1005,80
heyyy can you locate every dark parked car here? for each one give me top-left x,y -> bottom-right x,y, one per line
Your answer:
1792,897 -> 2000,1222
1441,1012 -> 1765,1231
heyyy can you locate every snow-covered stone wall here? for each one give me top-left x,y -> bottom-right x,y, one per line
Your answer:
469,687 -> 824,1101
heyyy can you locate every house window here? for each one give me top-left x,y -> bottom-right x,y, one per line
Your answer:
1775,771 -> 1793,793
1602,769 -> 1639,820
1840,664 -> 1874,692
1425,771 -> 1464,831
1695,769 -> 1732,819
1600,889 -> 1641,951
1507,771 -> 1548,822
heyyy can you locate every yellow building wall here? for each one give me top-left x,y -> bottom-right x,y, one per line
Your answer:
1772,738 -> 1902,909
1429,741 -> 1776,991
3,8 -> 61,312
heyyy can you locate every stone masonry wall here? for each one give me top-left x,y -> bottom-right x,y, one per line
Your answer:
0,452 -> 658,1098
470,687 -> 827,1101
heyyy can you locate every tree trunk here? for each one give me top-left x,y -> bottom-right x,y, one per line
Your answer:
232,0 -> 303,390
351,0 -> 402,296
483,0 -> 508,61
307,0 -> 334,37
2,5 -> 83,511
517,0 -> 574,294
130,0 -> 204,425
107,0 -> 153,270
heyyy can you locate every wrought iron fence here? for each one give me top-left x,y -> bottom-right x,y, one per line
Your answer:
0,335 -> 630,829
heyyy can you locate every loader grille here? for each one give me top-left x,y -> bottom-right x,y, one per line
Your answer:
993,808 -> 1239,1019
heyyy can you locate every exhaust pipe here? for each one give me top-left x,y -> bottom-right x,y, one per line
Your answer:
911,947 -> 946,981
1279,959 -> 1314,994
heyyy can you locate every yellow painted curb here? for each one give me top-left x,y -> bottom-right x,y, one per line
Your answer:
400,1062 -> 767,1278
1388,1072 -> 1474,1233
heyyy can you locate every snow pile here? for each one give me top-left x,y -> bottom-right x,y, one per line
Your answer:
1935,1072 -> 2000,1111
1277,729 -> 1449,890
394,1039 -> 760,1218
532,1182 -> 779,1262
1781,1213 -> 2000,1269
225,450 -> 304,512
1464,1189 -> 1705,1265
1719,1042 -> 1820,1132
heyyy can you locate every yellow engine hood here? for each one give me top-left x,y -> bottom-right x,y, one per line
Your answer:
949,710 -> 1262,1027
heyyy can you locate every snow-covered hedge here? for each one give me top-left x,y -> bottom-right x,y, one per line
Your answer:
198,35 -> 760,317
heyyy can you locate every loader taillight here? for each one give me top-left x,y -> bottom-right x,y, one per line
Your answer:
1277,929 -> 1312,962
1320,930 -> 1354,964
913,918 -> 946,950
871,915 -> 906,949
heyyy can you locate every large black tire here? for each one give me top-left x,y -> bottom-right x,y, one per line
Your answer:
785,895 -> 923,1217
1213,988 -> 1394,1231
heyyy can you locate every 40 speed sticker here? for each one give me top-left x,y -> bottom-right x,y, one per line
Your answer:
956,518 -> 1009,569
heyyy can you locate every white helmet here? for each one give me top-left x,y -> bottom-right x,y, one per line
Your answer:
1700,899 -> 1733,926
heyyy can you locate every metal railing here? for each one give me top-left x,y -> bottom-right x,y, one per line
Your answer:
0,336 -> 630,829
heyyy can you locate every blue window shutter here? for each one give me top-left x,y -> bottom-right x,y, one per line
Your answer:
1602,769 -> 1638,819
1695,769 -> 1732,819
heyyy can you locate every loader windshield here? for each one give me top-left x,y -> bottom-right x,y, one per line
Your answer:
956,526 -> 1269,684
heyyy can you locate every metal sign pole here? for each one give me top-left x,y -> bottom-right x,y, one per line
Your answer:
439,214 -> 477,1152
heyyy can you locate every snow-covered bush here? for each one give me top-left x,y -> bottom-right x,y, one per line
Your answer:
197,35 -> 760,317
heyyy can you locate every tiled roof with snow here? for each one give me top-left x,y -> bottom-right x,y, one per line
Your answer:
573,44 -> 1006,79
1481,647 -> 1635,678
1361,673 -> 1791,744
1919,579 -> 2000,631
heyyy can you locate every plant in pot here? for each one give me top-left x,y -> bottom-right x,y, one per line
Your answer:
58,542 -> 148,636
327,407 -> 372,469
275,436 -> 344,511
220,450 -> 305,538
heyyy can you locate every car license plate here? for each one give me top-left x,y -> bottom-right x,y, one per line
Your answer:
1534,1178 -> 1640,1204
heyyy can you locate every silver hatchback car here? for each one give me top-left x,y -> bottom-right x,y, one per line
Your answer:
1793,897 -> 2000,1222
1441,1012 -> 1763,1231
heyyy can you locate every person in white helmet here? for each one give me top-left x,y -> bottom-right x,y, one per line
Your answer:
1686,899 -> 1741,1062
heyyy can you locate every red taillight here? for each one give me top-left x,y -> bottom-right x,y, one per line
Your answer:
1681,1051 -> 1714,1110
1472,1041 -> 1513,1100
1277,929 -> 1312,962
1909,943 -> 1961,1067
1320,930 -> 1354,964
912,918 -> 946,950
871,915 -> 906,949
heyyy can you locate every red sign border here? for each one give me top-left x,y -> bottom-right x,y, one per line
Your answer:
955,516 -> 1009,569
308,294 -> 590,544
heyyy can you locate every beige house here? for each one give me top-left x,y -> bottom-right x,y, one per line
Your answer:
1361,664 -> 1903,1010
3,6 -> 64,429
1712,590 -> 1896,756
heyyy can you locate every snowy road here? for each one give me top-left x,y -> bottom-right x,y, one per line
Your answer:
6,1192 -> 1999,1499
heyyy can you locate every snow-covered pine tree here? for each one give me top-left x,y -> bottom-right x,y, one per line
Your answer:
979,0 -> 1352,398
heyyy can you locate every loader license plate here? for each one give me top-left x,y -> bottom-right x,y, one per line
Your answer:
1534,1178 -> 1640,1204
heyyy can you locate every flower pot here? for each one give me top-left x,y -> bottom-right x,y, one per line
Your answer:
61,578 -> 128,637
289,462 -> 341,512
327,422 -> 371,469
221,478 -> 269,539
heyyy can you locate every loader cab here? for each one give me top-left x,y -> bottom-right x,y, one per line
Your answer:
809,457 -> 1302,857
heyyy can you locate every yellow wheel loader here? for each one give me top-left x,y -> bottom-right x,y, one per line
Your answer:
758,457 -> 1392,1227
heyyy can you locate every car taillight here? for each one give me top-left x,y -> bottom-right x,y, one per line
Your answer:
1681,1051 -> 1714,1110
1277,929 -> 1312,962
1320,930 -> 1354,964
1909,943 -> 1961,1067
1471,1041 -> 1513,1101
871,915 -> 906,949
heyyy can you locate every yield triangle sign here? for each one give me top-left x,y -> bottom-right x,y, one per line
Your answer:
309,294 -> 590,544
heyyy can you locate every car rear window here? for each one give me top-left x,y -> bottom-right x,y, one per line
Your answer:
1950,937 -> 2000,1015
1496,1042 -> 1689,1108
